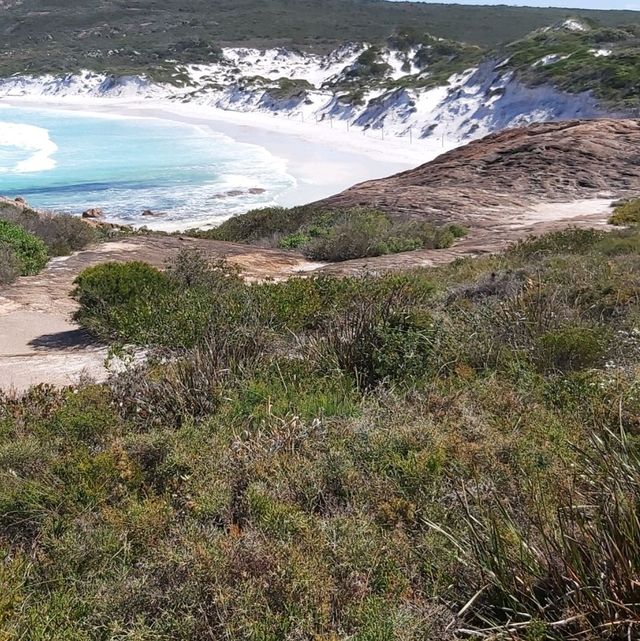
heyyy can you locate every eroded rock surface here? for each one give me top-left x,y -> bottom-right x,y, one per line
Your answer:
314,119 -> 640,225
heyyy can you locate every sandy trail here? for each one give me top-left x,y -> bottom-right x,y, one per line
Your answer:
0,235 -> 315,393
0,199 -> 615,393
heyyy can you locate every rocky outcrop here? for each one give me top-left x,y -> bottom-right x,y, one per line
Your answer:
82,208 -> 104,219
313,119 -> 640,225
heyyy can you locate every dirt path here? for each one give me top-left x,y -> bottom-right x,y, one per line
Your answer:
0,235 -> 315,393
0,200 -> 615,393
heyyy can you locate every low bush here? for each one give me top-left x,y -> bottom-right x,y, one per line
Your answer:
198,205 -> 466,261
303,208 -> 393,261
508,227 -> 606,259
289,209 -> 465,262
200,205 -> 313,243
535,325 -> 608,372
0,203 -> 97,256
0,220 -> 48,275
609,198 -> 640,226
73,254 -> 254,348
72,262 -> 172,341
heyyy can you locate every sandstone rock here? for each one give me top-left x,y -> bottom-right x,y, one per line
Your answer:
312,119 -> 640,226
142,209 -> 164,217
14,196 -> 26,204
248,187 -> 266,195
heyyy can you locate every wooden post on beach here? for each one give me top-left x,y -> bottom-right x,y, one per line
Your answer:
330,116 -> 333,129
381,127 -> 384,141
409,127 -> 412,144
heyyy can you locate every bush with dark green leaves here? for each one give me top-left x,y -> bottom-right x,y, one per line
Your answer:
72,262 -> 173,342
200,206 -> 466,261
73,257 -> 252,348
0,220 -> 48,276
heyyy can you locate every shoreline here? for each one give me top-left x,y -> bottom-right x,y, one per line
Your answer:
0,96 -> 442,229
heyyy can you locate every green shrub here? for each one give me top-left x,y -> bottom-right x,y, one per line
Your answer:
73,252 -> 254,348
278,231 -> 311,249
0,220 -> 48,275
200,206 -> 465,261
304,208 -> 392,261
609,198 -> 640,226
201,205 -> 314,243
509,227 -> 606,259
535,325 -> 608,372
308,288 -> 439,388
0,205 -> 97,256
302,210 -> 462,262
72,262 -> 172,340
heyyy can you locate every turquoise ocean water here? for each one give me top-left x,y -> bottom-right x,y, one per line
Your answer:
0,105 -> 296,229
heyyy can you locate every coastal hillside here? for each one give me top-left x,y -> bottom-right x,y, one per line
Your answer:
2,220 -> 639,639
206,119 -> 640,265
3,18 -> 640,161
0,18 -> 640,165
2,0 -> 640,77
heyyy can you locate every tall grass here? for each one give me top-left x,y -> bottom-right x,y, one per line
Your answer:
451,428 -> 640,640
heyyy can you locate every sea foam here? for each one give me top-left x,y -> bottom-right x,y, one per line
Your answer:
0,122 -> 58,173
0,106 -> 296,229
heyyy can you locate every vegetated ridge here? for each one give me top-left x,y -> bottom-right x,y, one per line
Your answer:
2,0 -> 640,77
4,18 -> 640,167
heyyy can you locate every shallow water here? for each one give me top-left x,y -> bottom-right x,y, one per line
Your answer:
0,104 -> 296,229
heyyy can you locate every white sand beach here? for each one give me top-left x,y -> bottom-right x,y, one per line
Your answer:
1,95 -> 447,226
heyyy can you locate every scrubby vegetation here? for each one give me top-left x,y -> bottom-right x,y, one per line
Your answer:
0,202 -> 97,256
609,197 -> 640,226
2,226 -> 639,639
0,200 -> 98,285
502,22 -> 640,109
292,210 -> 466,261
385,30 -> 485,91
2,0 -> 639,77
0,220 -> 48,278
195,206 -> 466,262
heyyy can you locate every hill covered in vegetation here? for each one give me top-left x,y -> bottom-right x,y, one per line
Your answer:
2,0 -> 640,76
1,223 -> 639,639
500,20 -> 640,111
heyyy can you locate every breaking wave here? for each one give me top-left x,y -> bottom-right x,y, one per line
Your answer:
0,122 -> 58,173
